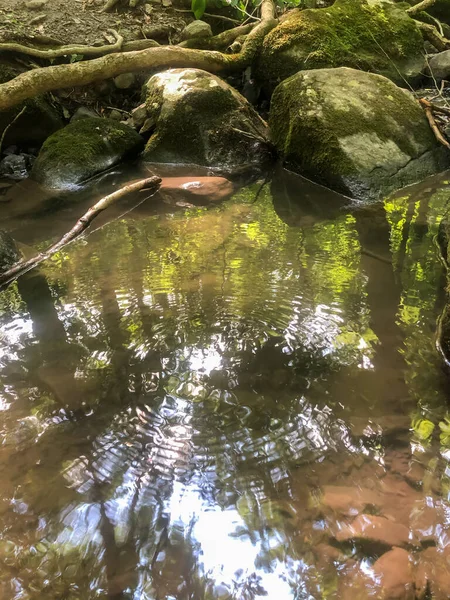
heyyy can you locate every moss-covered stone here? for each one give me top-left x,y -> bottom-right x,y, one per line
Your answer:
269,67 -> 449,201
142,68 -> 273,171
258,0 -> 425,90
31,118 -> 145,190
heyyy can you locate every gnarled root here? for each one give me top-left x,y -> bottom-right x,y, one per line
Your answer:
0,0 -> 277,112
0,29 -> 123,59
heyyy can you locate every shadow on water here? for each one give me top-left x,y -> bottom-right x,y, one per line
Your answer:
0,166 -> 450,598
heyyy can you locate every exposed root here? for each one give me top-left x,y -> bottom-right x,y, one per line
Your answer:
419,98 -> 450,150
0,0 -> 277,112
415,20 -> 450,51
407,0 -> 437,16
0,29 -> 123,59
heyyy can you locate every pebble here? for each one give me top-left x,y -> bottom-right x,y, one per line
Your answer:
113,73 -> 136,90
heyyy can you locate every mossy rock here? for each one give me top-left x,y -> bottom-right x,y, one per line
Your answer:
31,118 -> 145,190
142,68 -> 273,171
258,0 -> 425,91
269,67 -> 449,201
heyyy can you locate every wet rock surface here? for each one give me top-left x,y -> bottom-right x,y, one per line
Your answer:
428,50 -> 450,81
269,67 -> 449,201
142,68 -> 273,172
31,117 -> 144,191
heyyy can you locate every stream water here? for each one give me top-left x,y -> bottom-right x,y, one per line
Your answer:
0,165 -> 450,599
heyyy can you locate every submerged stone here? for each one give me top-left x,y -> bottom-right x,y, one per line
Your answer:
142,68 -> 273,172
258,0 -> 425,90
373,548 -> 414,600
181,20 -> 212,40
269,67 -> 449,201
31,118 -> 144,190
334,514 -> 410,548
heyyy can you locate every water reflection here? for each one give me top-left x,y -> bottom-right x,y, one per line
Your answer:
0,168 -> 449,598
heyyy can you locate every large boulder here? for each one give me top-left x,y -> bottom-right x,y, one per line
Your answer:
31,118 -> 144,190
142,68 -> 273,171
269,67 -> 448,201
258,0 -> 425,91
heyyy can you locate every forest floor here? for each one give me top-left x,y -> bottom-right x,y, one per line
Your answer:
0,0 -> 194,46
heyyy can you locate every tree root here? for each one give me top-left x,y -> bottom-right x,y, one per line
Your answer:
179,23 -> 254,50
414,19 -> 450,51
419,98 -> 450,150
0,176 -> 161,289
407,0 -> 437,16
0,0 -> 276,112
0,29 -> 123,59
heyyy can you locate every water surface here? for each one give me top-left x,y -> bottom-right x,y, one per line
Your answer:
0,167 -> 450,599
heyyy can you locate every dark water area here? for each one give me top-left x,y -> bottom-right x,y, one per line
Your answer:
0,165 -> 450,599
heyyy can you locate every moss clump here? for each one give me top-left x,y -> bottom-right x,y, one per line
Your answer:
32,118 -> 144,190
269,67 -> 447,200
258,0 -> 425,89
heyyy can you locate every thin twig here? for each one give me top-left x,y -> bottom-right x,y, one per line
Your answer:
0,176 -> 161,288
0,106 -> 26,154
173,8 -> 242,24
419,98 -> 450,150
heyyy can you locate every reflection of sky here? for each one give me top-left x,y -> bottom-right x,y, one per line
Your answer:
168,482 -> 300,599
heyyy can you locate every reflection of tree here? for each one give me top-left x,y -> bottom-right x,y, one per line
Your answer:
0,175 -> 449,598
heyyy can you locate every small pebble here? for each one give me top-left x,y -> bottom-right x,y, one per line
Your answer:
25,0 -> 48,9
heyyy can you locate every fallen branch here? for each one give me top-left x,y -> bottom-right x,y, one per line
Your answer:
0,0 -> 276,112
0,29 -> 123,59
419,97 -> 450,150
407,0 -> 437,16
0,176 -> 161,288
425,100 -> 450,116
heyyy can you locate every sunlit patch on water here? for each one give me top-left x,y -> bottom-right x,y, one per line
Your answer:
0,168 -> 449,598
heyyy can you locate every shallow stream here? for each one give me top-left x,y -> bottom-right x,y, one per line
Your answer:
0,165 -> 450,599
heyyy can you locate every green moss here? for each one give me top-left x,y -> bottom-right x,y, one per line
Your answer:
259,0 -> 424,88
269,68 -> 439,197
32,118 -> 144,189
143,70 -> 267,167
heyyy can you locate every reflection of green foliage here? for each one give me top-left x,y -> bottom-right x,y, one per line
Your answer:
439,416 -> 450,446
412,417 -> 435,442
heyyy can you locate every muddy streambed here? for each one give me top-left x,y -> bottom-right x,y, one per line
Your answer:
0,165 -> 450,599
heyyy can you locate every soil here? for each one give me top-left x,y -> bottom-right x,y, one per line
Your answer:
0,0 -> 197,47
